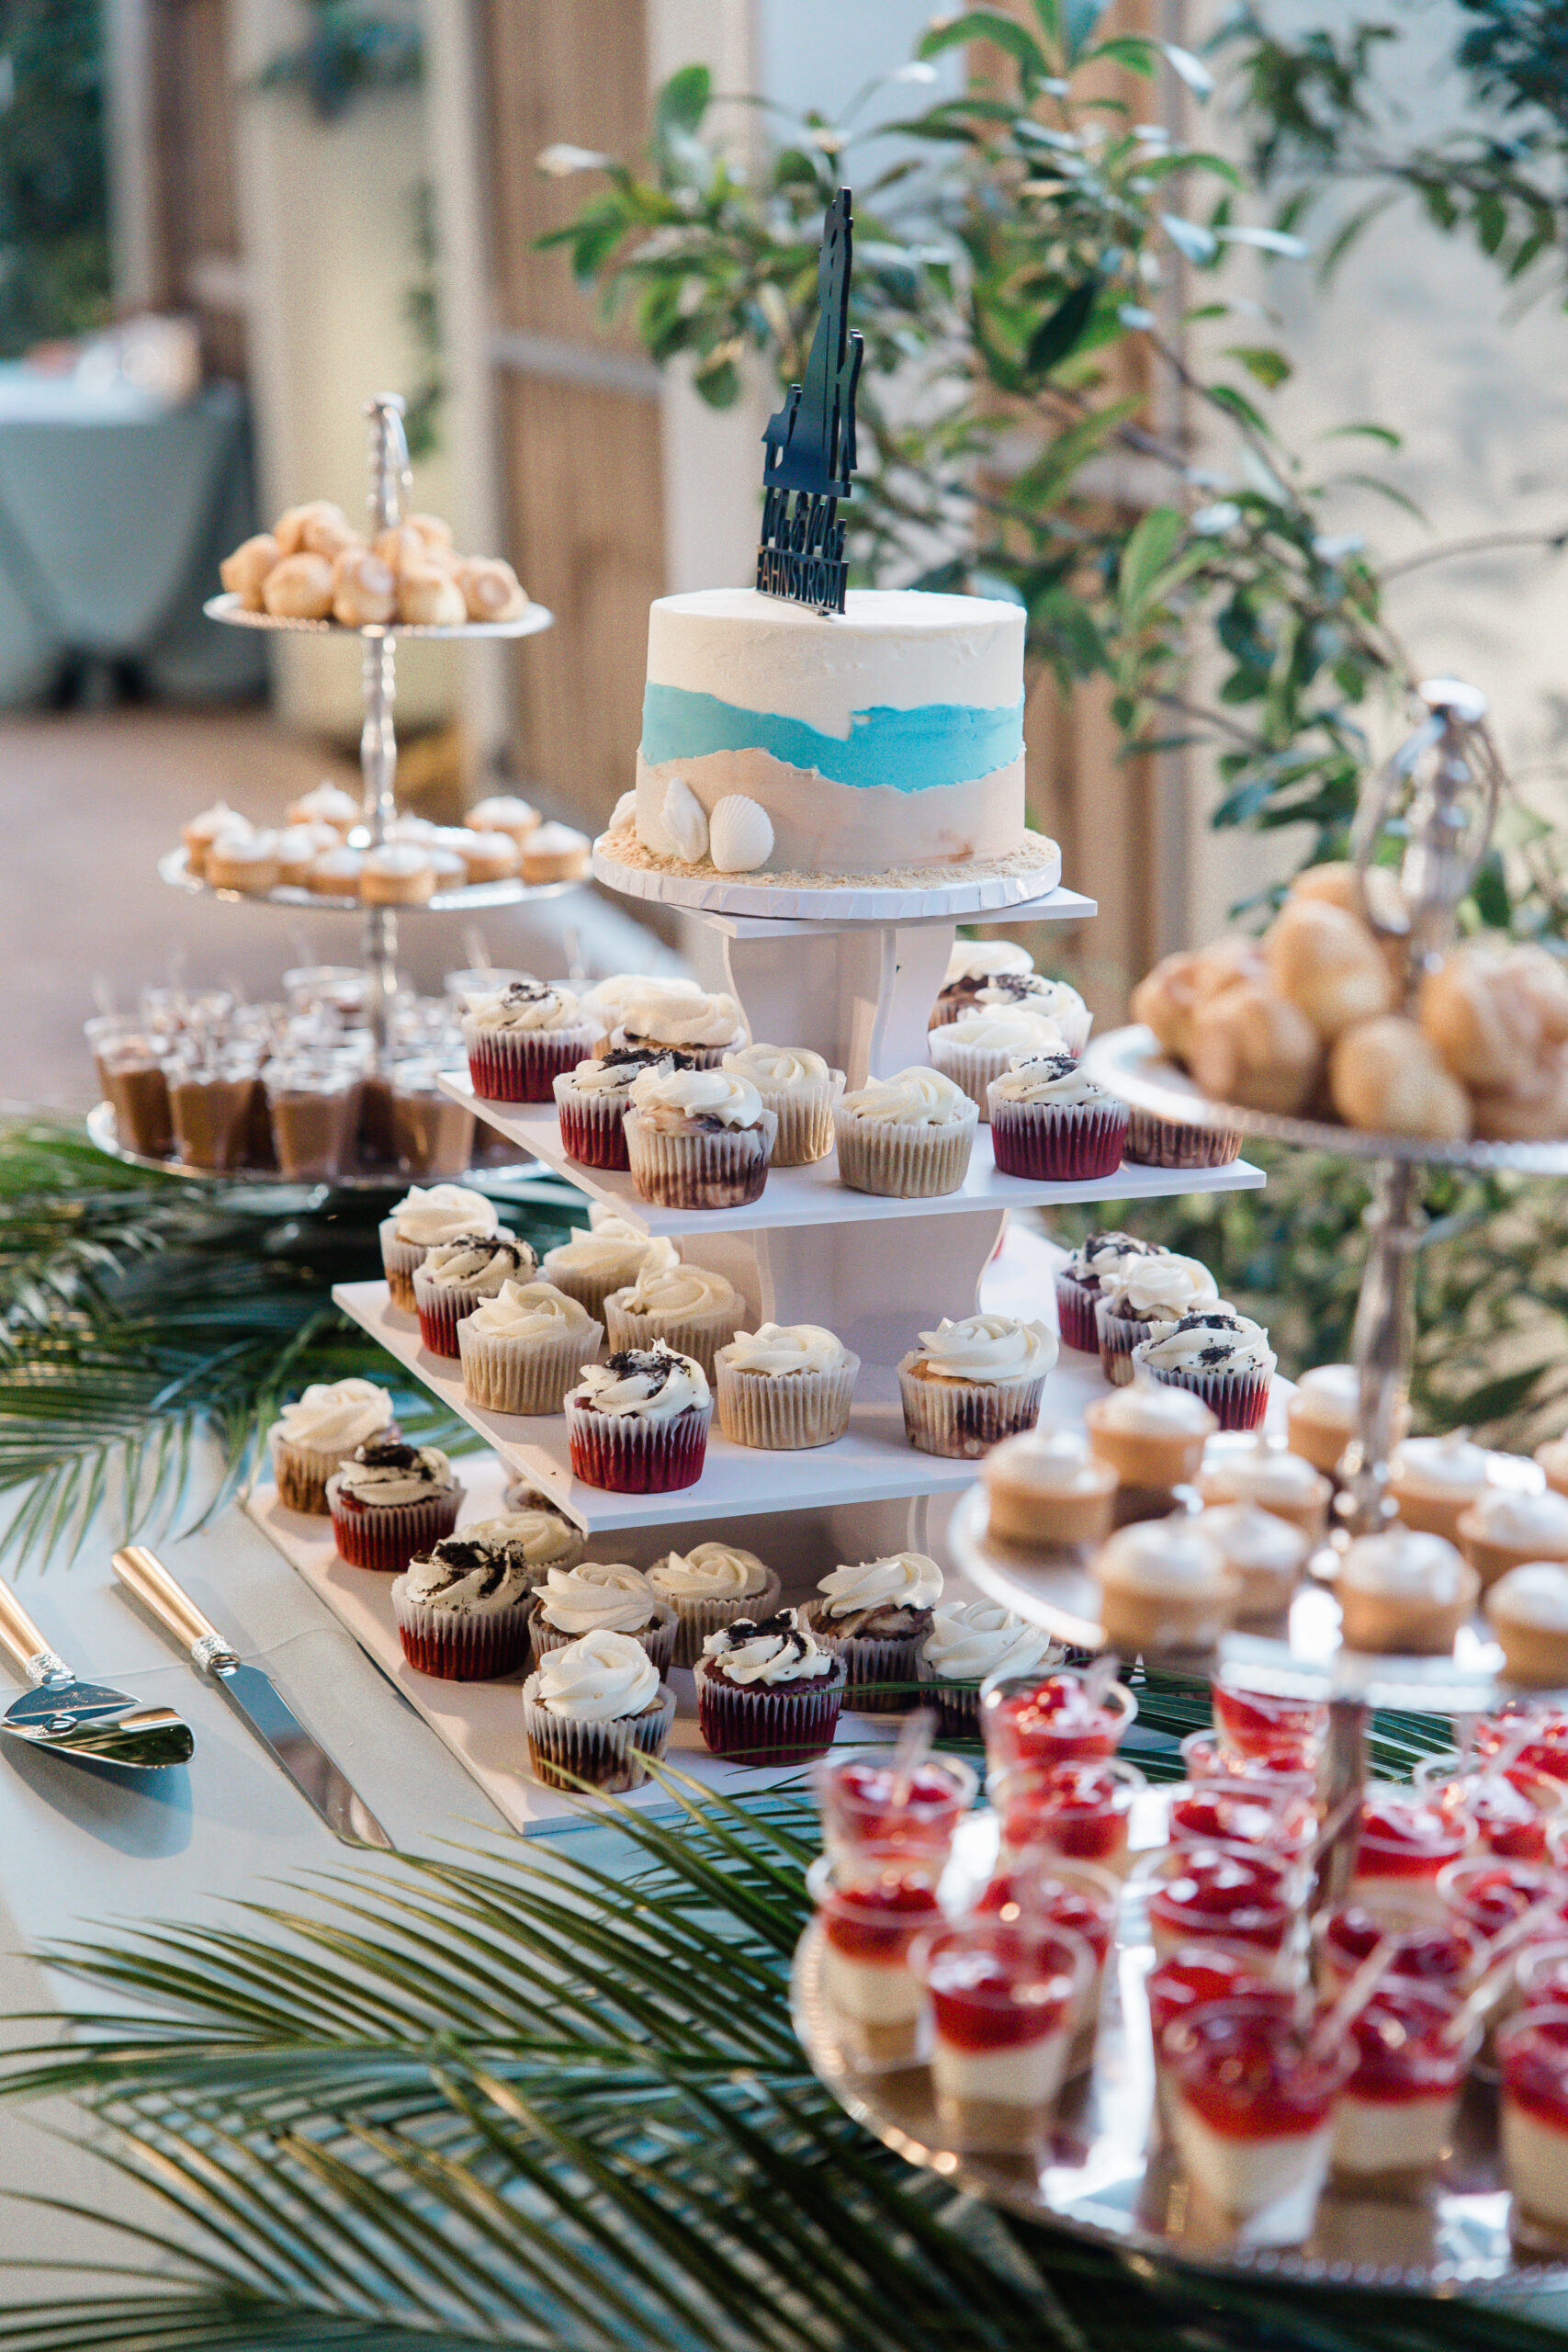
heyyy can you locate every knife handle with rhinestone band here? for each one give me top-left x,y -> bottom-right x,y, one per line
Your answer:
111,1546 -> 393,1849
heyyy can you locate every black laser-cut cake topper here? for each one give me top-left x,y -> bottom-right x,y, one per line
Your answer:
757,187 -> 863,616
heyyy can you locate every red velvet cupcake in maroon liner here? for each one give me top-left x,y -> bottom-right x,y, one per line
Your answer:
565,1343 -> 712,1492
412,1231 -> 536,1357
390,1535 -> 534,1680
1133,1307 -> 1276,1433
1053,1233 -> 1163,1356
1091,1250 -> 1219,1388
552,1046 -> 691,1170
326,1438 -> 463,1573
696,1609 -> 846,1763
462,978 -> 604,1104
804,1550 -> 944,1715
987,1051 -> 1128,1181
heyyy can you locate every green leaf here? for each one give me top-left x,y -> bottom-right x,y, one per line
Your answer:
655,62 -> 711,139
1224,344 -> 1292,388
1024,278 -> 1100,375
1118,505 -> 1186,613
918,12 -> 1047,88
1085,36 -> 1155,77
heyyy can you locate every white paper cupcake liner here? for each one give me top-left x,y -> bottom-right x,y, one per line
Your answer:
457,1316 -> 602,1416
542,1262 -> 632,1323
623,1109 -> 778,1211
914,1652 -> 984,1738
659,1573 -> 784,1668
833,1101 -> 976,1198
522,1678 -> 677,1792
927,1035 -> 1030,1120
715,1354 -> 860,1450
268,1420 -> 398,1515
529,1600 -> 678,1677
805,1609 -> 928,1714
756,1071 -> 845,1167
897,1356 -> 1048,1458
378,1221 -> 425,1312
603,1291 -> 742,1383
1094,1304 -> 1153,1388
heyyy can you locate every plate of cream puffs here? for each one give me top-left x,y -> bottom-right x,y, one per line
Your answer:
209,501 -> 553,638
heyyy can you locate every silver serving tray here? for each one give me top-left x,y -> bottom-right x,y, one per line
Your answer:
203,591 -> 555,641
86,1100 -> 537,1195
157,846 -> 585,916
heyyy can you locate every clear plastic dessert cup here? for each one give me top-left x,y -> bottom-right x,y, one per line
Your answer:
814,1752 -> 979,1870
1314,1903 -> 1487,1997
1179,1728 -> 1318,1795
976,1847 -> 1119,2067
1331,1982 -> 1479,2192
1473,1704 -> 1568,1784
814,1849 -> 947,2071
1209,1679 -> 1327,1760
1146,1944 -> 1299,2044
991,1758 -> 1146,1878
979,1666 -> 1136,1776
1350,1796 -> 1470,1920
1436,1855 -> 1568,1950
1499,2004 -> 1568,2236
1160,1994 -> 1355,2224
1168,1776 -> 1318,1863
914,1918 -> 1092,2155
1414,1752 -> 1566,1864
1515,1939 -> 1568,2011
1139,1841 -> 1303,1971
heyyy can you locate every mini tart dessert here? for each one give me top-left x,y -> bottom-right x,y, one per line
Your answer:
897,1311 -> 1056,1459
268,1376 -> 398,1513
720,1043 -> 845,1166
207,828 -> 281,893
466,792 -> 538,847
934,968 -> 1091,1051
1537,1433 -> 1568,1500
1192,1502 -> 1308,1623
648,1541 -> 781,1667
308,843 -> 366,896
521,1628 -> 675,1792
1457,1483 -> 1568,1590
806,1550 -> 943,1714
1337,1527 -> 1478,1656
622,1066 -> 778,1212
462,979 -> 604,1103
1388,1429 -> 1495,1543
987,1051 -> 1128,1180
833,1066 -> 977,1199
361,842 -> 436,905
566,1343 -> 712,1492
1161,1997 -> 1352,2223
521,820 -> 592,884
1198,1432 -> 1331,1538
181,800 -> 250,878
609,987 -> 747,1069
1093,1518 -> 1239,1656
529,1561 -> 678,1676
604,1260 -> 742,1381
1093,1251 -> 1217,1386
1287,1361 -> 1411,1477
456,1279 -> 603,1416
412,1231 -> 537,1358
276,822 -> 339,887
390,1534 -> 535,1680
459,830 -> 522,885
981,1425 -> 1118,1549
1054,1231 -> 1163,1355
930,937 -> 1034,1026
552,1046 -> 689,1170
919,1920 -> 1089,2154
1486,1563 -> 1568,1688
715,1322 -> 859,1451
927,1007 -> 1067,1117
379,1181 -> 500,1309
326,1438 -> 463,1573
1133,1308 -> 1276,1433
816,1852 -> 945,2066
915,1600 -> 1060,1738
696,1608 -> 845,1764
1082,1376 -> 1217,1493
286,780 -> 359,832
540,1210 -> 678,1321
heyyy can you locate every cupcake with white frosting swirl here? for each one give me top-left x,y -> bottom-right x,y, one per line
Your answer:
603,1259 -> 743,1381
541,1208 -> 679,1322
1456,1482 -> 1568,1591
461,1507 -> 584,1583
928,1007 -> 1068,1117
714,1321 -> 859,1451
833,1066 -> 977,1198
462,978 -> 604,1103
325,1436 -> 464,1573
1093,1250 -> 1218,1387
552,1045 -> 692,1170
916,1601 -> 1063,1737
648,1540 -> 781,1665
390,1532 -> 536,1680
528,1561 -> 678,1675
609,987 -> 748,1069
987,1049 -> 1129,1181
566,1342 -> 713,1492
933,965 -> 1090,1048
521,1628 -> 676,1792
412,1230 -> 538,1357
1133,1307 -> 1276,1432
721,1042 -> 846,1166
456,1279 -> 604,1416
806,1551 -> 944,1713
379,1182 -> 499,1309
268,1376 -> 399,1513
897,1311 -> 1057,1460
1055,1231 -> 1163,1356
695,1609 -> 845,1763
622,1065 -> 778,1213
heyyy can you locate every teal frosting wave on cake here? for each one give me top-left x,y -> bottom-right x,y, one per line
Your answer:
640,681 -> 1024,795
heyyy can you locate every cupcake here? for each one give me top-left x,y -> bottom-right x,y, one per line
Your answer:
695,1609 -> 845,1764
522,1629 -> 676,1792
326,1437 -> 463,1573
933,967 -> 1091,1051
721,1043 -> 845,1166
1198,1432 -> 1332,1539
1389,1430 -> 1495,1544
1132,1308 -> 1276,1432
930,939 -> 1035,1027
622,1066 -> 777,1212
462,978 -> 604,1102
1123,1103 -> 1244,1170
603,1259 -> 743,1381
806,1551 -> 943,1713
412,1232 -> 538,1357
579,972 -> 705,1035
1486,1564 -> 1568,1687
897,1311 -> 1056,1459
268,1376 -> 398,1513
552,1046 -> 690,1170
981,1426 -> 1119,1549
987,1051 -> 1128,1181
458,1507 -> 584,1586
648,1541 -> 782,1666
457,1280 -> 603,1416
1337,1529 -> 1478,1656
541,1210 -> 679,1322
928,1008 -> 1066,1117
1093,1519 -> 1239,1657
833,1067 -> 977,1198
1093,1250 -> 1217,1386
715,1323 -> 859,1450
916,1602 -> 1062,1738
1456,1484 -> 1568,1592
566,1343 -> 712,1492
1054,1232 -> 1164,1356
378,1182 -> 500,1310
1193,1504 -> 1309,1624
609,987 -> 747,1069
1288,1363 -> 1411,1479
1082,1377 -> 1218,1496
390,1534 -> 535,1679
529,1561 -> 678,1675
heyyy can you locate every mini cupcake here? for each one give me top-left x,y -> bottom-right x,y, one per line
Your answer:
541,1209 -> 679,1323
522,1629 -> 676,1792
1287,1363 -> 1411,1478
609,987 -> 747,1069
462,978 -> 604,1102
834,1066 -> 977,1198
1486,1564 -> 1568,1687
268,1376 -> 398,1513
566,1343 -> 712,1492
391,1534 -> 535,1679
981,1425 -> 1119,1550
622,1066 -> 777,1211
929,939 -> 1034,1028
720,1043 -> 845,1166
326,1437 -> 463,1573
529,1561 -> 678,1675
1094,1250 -> 1218,1386
1093,1519 -> 1239,1657
933,967 -> 1092,1050
987,1051 -> 1129,1180
552,1046 -> 690,1170
1193,1504 -> 1310,1624
1133,1307 -> 1275,1432
648,1540 -> 782,1667
1337,1529 -> 1477,1656
928,1007 -> 1066,1117
413,1232 -> 537,1357
1082,1376 -> 1218,1496
457,1279 -> 603,1416
1389,1430 -> 1495,1544
603,1260 -> 743,1381
1456,1485 -> 1568,1592
378,1181 -> 499,1310
695,1609 -> 845,1764
897,1311 -> 1056,1459
715,1322 -> 859,1450
458,1508 -> 584,1587
916,1602 -> 1061,1739
1198,1432 -> 1332,1539
1123,1104 -> 1244,1170
1054,1231 -> 1163,1355
806,1551 -> 943,1713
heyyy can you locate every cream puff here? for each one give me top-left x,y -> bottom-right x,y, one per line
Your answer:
398,562 -> 468,627
1329,1015 -> 1472,1140
1420,939 -> 1568,1092
1266,897 -> 1396,1042
220,531 -> 279,609
263,551 -> 334,620
1188,979 -> 1324,1114
457,556 -> 529,622
1537,1434 -> 1568,1500
274,500 -> 352,557
332,546 -> 398,628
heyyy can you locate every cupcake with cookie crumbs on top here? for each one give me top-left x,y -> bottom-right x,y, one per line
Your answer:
412,1231 -> 537,1357
928,1007 -> 1066,1117
566,1343 -> 712,1492
553,1045 -> 690,1170
696,1609 -> 845,1763
987,1049 -> 1128,1180
391,1533 -> 535,1680
326,1437 -> 463,1573
462,978 -> 603,1102
1133,1307 -> 1275,1432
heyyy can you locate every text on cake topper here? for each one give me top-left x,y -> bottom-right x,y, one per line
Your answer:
757,188 -> 863,616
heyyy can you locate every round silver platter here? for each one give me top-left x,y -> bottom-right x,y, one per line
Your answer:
86,1099 -> 536,1195
203,592 -> 555,642
792,1804 -> 1568,2292
1085,1024 -> 1568,1179
157,846 -> 586,917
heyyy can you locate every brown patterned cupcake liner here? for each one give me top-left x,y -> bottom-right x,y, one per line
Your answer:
897,1359 -> 1049,1458
268,1419 -> 400,1516
521,1680 -> 677,1792
378,1221 -> 427,1312
804,1610 -> 927,1715
1123,1107 -> 1242,1168
753,1073 -> 844,1167
695,1657 -> 845,1761
660,1573 -> 784,1668
622,1110 -> 777,1211
1095,1305 -> 1156,1389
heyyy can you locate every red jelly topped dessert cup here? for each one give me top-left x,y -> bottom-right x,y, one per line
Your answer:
1351,1796 -> 1470,1919
1161,1994 -> 1354,2222
1210,1679 -> 1327,1761
1168,1777 -> 1317,1863
1498,2004 -> 1568,2234
1315,1903 -> 1486,1996
695,1610 -> 843,1766
1146,1944 -> 1296,2044
1517,1939 -> 1568,2011
462,978 -> 604,1104
1437,1855 -> 1568,1947
566,1344 -> 712,1492
816,1849 -> 945,2067
816,1749 -> 978,1865
1143,1842 -> 1301,1968
1179,1728 -> 1319,1794
1415,1752 -> 1564,1863
915,1918 -> 1092,2154
1330,1982 -> 1479,2189
1475,1705 -> 1568,1784
992,1758 -> 1146,1877
980,1665 -> 1136,1775
977,1848 -> 1119,2058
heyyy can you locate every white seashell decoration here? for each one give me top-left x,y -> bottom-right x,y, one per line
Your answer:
661,775 -> 710,864
637,793 -> 675,858
709,794 -> 774,874
607,788 -> 637,836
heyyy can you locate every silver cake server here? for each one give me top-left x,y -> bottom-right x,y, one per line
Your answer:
0,1581 -> 194,1769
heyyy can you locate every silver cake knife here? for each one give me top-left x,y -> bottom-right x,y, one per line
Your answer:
112,1546 -> 393,1849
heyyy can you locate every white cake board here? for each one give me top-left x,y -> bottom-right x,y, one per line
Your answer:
592,837 -> 1073,922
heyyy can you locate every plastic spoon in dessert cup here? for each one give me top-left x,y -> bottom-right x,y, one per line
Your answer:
887,1706 -> 938,1810
1439,1894 -> 1568,2046
1303,1930 -> 1407,2071
0,1583 -> 194,1770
